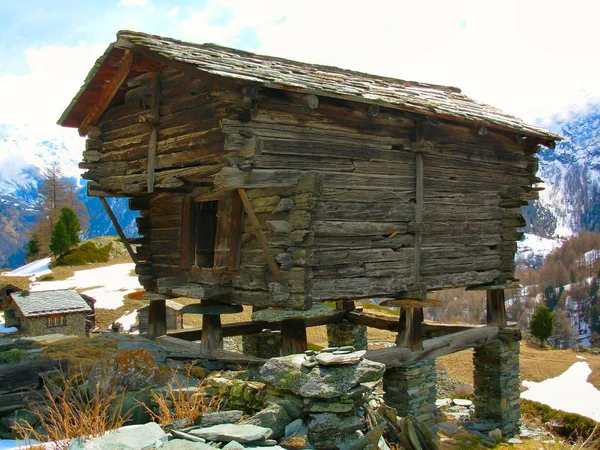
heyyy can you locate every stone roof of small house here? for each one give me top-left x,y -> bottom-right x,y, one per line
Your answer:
58,30 -> 561,143
8,290 -> 93,318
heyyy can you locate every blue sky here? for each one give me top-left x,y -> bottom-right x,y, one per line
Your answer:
0,0 -> 598,130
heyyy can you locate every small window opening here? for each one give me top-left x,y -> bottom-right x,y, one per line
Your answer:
194,201 -> 219,267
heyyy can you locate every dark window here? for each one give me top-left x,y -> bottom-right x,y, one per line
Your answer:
194,201 -> 219,267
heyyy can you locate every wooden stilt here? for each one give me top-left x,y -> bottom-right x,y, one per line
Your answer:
201,314 -> 223,353
148,299 -> 167,338
280,319 -> 307,356
486,289 -> 507,327
396,307 -> 424,351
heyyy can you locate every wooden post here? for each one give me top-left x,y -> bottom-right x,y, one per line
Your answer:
396,307 -> 423,351
148,299 -> 167,338
280,319 -> 307,356
486,289 -> 507,327
201,314 -> 223,353
99,197 -> 138,263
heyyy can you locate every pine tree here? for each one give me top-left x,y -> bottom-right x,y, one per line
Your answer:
530,305 -> 554,347
59,207 -> 81,245
49,220 -> 70,257
26,234 -> 41,260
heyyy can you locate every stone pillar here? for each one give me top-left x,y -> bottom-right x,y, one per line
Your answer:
242,330 -> 281,358
326,319 -> 368,350
473,340 -> 520,438
383,360 -> 437,429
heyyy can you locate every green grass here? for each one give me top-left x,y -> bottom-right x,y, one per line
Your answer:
359,302 -> 400,316
54,242 -> 112,267
521,399 -> 599,439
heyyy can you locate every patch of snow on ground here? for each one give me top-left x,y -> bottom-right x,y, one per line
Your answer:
521,361 -> 600,422
2,257 -> 51,277
114,309 -> 138,332
30,263 -> 141,310
0,312 -> 18,334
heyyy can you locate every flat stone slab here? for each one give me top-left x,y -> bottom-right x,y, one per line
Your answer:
315,350 -> 365,366
190,424 -> 272,443
452,398 -> 473,407
260,353 -> 385,398
181,303 -> 243,315
200,410 -> 243,427
159,440 -> 215,450
68,422 -> 166,450
252,304 -> 337,322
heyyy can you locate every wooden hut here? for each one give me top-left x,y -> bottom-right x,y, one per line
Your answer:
58,30 -> 559,356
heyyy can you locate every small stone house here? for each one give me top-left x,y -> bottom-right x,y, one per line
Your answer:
3,290 -> 93,336
137,299 -> 183,334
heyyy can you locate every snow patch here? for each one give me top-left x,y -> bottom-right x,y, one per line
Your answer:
517,234 -> 563,261
113,309 -> 138,332
2,257 -> 51,277
0,312 -> 18,334
521,362 -> 600,422
30,263 -> 141,310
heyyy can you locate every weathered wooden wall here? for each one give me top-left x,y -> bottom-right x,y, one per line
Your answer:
81,64 -> 538,309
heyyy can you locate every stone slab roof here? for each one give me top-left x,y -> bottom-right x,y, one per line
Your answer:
8,290 -> 93,318
59,30 -> 560,143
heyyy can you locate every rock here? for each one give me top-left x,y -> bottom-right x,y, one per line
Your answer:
438,422 -> 461,436
0,408 -> 40,430
508,437 -> 523,444
315,350 -> 365,366
488,428 -> 503,441
259,354 -> 385,398
435,398 -> 452,408
200,410 -> 243,427
223,442 -> 245,450
69,422 -> 167,450
452,398 -> 473,407
284,418 -> 305,438
303,398 -> 354,413
248,439 -> 278,446
190,424 -> 272,444
307,413 -> 363,439
158,439 -> 215,450
245,447 -> 286,450
242,404 -> 292,440
118,386 -> 154,425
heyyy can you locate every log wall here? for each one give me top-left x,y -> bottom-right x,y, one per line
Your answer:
81,65 -> 538,308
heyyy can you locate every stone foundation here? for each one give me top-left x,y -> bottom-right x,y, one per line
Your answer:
473,340 -> 520,437
242,330 -> 281,358
383,360 -> 437,429
326,319 -> 368,350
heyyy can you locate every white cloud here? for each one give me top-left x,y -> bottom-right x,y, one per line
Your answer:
175,0 -> 600,124
166,6 -> 179,17
0,43 -> 105,129
118,0 -> 148,6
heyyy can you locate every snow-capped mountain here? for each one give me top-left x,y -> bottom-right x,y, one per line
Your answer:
0,125 -> 138,268
519,104 -> 600,265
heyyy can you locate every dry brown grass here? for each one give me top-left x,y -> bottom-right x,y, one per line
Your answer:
42,335 -> 119,370
12,370 -> 130,450
0,275 -> 31,291
438,341 -> 600,390
143,365 -> 223,427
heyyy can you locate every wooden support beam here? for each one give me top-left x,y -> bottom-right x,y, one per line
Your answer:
396,307 -> 423,351
79,49 -> 133,136
228,191 -> 244,270
99,197 -> 138,263
280,319 -> 307,356
237,187 -> 283,282
167,310 -> 346,341
486,289 -> 507,327
146,71 -> 162,193
365,325 -> 504,368
148,299 -> 167,338
201,314 -> 223,353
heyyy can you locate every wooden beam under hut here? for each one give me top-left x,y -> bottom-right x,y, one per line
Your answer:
364,324 -> 520,368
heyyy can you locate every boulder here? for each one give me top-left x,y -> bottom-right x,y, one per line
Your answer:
259,354 -> 385,399
67,422 -> 166,450
158,439 -> 215,450
242,403 -> 292,440
200,410 -> 244,427
190,424 -> 272,443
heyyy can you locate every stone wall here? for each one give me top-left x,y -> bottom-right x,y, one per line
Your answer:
242,330 -> 281,359
326,320 -> 368,350
383,360 -> 437,430
473,340 -> 520,438
21,313 -> 88,336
